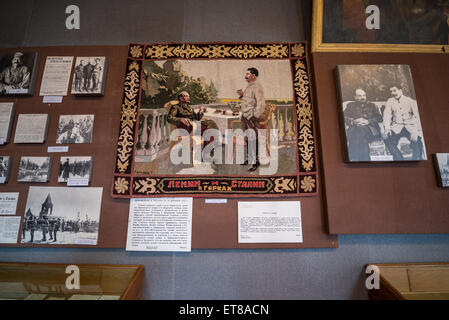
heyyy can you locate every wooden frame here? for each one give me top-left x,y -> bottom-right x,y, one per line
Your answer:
312,0 -> 449,53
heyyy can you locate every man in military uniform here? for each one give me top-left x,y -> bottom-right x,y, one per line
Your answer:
23,209 -> 37,243
167,91 -> 217,134
0,52 -> 31,93
74,59 -> 84,92
48,218 -> 60,242
39,214 -> 50,242
83,59 -> 94,92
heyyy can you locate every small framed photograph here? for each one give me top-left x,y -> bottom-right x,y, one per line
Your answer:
0,51 -> 39,95
17,157 -> 51,183
71,57 -> 107,95
58,156 -> 93,183
56,115 -> 94,144
433,153 -> 449,188
0,156 -> 11,183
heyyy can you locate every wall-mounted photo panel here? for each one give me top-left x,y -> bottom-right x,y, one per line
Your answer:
0,51 -> 39,95
58,156 -> 93,183
335,64 -> 427,162
433,153 -> 449,188
17,157 -> 51,183
71,57 -> 107,95
56,115 -> 94,144
0,156 -> 11,183
21,186 -> 103,245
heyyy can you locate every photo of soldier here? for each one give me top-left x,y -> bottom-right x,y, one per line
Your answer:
21,187 -> 102,245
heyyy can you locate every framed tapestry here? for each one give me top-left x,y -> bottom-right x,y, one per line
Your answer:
312,0 -> 449,53
112,42 -> 318,198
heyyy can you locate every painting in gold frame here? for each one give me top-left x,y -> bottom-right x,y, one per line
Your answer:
312,0 -> 449,53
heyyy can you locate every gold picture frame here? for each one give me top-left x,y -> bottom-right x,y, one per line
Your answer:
312,0 -> 449,53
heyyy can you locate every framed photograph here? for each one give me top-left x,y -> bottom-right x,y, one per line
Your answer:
0,51 -> 39,95
71,57 -> 107,95
17,157 -> 51,183
0,156 -> 11,183
21,186 -> 103,245
433,153 -> 449,187
58,156 -> 93,183
335,64 -> 427,162
56,115 -> 94,144
312,0 -> 449,53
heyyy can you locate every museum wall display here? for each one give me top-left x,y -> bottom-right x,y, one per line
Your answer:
0,45 -> 337,250
0,0 -> 449,301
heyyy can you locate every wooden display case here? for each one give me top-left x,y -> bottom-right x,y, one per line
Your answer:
0,262 -> 144,300
366,263 -> 449,300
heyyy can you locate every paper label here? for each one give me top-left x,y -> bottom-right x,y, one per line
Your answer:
238,201 -> 303,243
0,138 -> 4,145
0,193 -> 19,214
0,216 -> 20,243
205,199 -> 227,204
0,177 -> 5,184
67,178 -> 89,187
8,88 -> 28,94
47,146 -> 69,153
43,96 -> 63,103
370,155 -> 394,161
74,238 -> 97,245
126,198 -> 193,252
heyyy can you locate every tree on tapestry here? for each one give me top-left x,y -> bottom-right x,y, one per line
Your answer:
141,60 -> 218,109
337,64 -> 415,102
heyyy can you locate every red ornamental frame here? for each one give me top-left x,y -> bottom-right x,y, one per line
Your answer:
111,42 -> 318,198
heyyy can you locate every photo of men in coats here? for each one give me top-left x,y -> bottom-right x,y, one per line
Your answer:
71,57 -> 106,94
58,156 -> 92,183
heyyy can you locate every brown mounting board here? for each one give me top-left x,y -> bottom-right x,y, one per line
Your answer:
0,45 -> 337,249
312,51 -> 449,234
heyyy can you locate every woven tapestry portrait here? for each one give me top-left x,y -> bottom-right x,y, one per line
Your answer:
112,43 -> 317,198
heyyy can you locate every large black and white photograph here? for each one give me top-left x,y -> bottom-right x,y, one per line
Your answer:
58,156 -> 93,183
0,51 -> 39,95
0,156 -> 11,183
21,187 -> 103,245
434,153 -> 449,187
56,115 -> 94,144
17,157 -> 51,183
71,57 -> 107,95
335,64 -> 427,162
